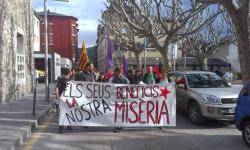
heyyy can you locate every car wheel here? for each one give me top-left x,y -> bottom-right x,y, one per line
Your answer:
188,101 -> 204,125
242,121 -> 250,147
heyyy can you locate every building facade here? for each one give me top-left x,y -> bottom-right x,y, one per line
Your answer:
0,0 -> 34,104
33,11 -> 40,52
38,11 -> 78,61
210,43 -> 240,72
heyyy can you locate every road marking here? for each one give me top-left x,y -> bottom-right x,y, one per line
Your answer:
23,114 -> 54,149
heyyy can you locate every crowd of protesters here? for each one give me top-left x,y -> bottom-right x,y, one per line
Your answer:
55,62 -> 170,133
70,63 -> 168,84
53,61 -> 250,134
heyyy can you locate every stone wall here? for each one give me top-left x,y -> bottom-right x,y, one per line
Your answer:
0,0 -> 34,104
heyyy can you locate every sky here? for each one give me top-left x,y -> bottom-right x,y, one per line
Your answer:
33,0 -> 106,48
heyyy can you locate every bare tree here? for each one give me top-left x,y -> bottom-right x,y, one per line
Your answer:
197,0 -> 250,83
101,9 -> 144,68
178,13 -> 234,70
0,0 -> 6,102
0,0 -> 6,53
106,0 -> 223,69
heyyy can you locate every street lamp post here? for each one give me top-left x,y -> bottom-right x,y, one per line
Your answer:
44,0 -> 69,103
172,43 -> 177,71
44,0 -> 49,103
184,52 -> 187,69
144,37 -> 147,74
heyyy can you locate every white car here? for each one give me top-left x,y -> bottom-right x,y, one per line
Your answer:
169,71 -> 242,124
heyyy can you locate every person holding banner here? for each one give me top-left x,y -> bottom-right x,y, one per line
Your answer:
55,68 -> 73,134
143,66 -> 157,84
97,72 -> 106,82
132,69 -> 142,84
126,69 -> 136,84
156,68 -> 171,84
109,67 -> 129,132
109,67 -> 130,84
78,63 -> 98,82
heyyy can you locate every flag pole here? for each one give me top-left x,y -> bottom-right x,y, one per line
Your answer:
113,49 -> 120,67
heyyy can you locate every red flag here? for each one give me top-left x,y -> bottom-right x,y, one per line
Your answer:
106,69 -> 113,80
154,64 -> 160,78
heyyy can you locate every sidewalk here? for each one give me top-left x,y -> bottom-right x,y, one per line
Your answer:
0,84 -> 55,150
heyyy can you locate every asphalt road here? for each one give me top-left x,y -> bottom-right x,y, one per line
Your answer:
21,111 -> 249,150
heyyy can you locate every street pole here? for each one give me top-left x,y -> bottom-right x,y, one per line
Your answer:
44,0 -> 69,103
172,43 -> 177,71
44,0 -> 49,103
28,0 -> 34,93
184,52 -> 187,69
144,37 -> 147,74
172,44 -> 175,71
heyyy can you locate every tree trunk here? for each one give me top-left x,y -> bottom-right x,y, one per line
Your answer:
159,49 -> 171,71
220,1 -> 250,83
196,57 -> 208,71
236,26 -> 250,83
0,1 -> 6,104
134,51 -> 141,69
230,6 -> 250,83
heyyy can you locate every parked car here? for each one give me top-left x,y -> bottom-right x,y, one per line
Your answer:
169,71 -> 242,124
37,70 -> 45,83
235,83 -> 250,147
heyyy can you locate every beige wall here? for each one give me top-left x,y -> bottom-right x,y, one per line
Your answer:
209,45 -> 229,62
209,43 -> 241,72
0,0 -> 34,104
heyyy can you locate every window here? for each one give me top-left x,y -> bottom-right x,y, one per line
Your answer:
72,36 -> 76,46
49,33 -> 53,45
128,51 -> 131,58
41,34 -> 45,45
121,27 -> 127,34
186,73 -> 229,88
48,23 -> 53,33
16,33 -> 25,85
72,26 -> 75,35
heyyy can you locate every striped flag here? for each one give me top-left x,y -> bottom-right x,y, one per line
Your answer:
78,41 -> 89,70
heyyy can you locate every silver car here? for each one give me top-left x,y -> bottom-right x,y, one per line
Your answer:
169,71 -> 242,124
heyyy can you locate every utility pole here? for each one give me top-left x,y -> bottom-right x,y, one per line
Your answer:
184,52 -> 187,69
172,43 -> 177,71
44,0 -> 49,103
44,0 -> 69,103
144,37 -> 147,74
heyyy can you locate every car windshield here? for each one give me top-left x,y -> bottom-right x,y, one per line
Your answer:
186,73 -> 230,88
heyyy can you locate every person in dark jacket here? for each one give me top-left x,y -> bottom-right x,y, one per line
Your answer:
97,72 -> 106,82
126,69 -> 136,84
55,68 -> 73,134
109,67 -> 130,84
134,69 -> 143,84
214,66 -> 224,77
109,67 -> 129,133
77,63 -> 98,82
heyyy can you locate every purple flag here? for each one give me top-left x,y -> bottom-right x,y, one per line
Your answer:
105,35 -> 115,73
122,54 -> 128,76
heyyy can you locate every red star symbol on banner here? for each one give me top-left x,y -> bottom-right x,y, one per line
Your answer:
160,87 -> 171,99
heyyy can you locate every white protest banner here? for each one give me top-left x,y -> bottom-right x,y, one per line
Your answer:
59,81 -> 176,127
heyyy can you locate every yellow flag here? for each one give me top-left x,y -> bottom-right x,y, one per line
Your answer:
78,41 -> 89,70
